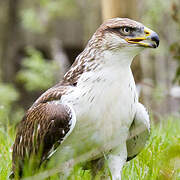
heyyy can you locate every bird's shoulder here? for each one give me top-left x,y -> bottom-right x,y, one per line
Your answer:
31,84 -> 69,107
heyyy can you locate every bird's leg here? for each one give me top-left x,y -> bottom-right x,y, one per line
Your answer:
91,158 -> 106,179
106,142 -> 127,180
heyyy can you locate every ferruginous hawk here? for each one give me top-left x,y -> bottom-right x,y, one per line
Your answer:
11,18 -> 159,179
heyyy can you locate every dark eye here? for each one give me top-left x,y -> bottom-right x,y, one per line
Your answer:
120,27 -> 132,36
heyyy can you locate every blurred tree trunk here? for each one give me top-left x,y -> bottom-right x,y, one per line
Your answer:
1,0 -> 22,83
101,0 -> 139,20
77,0 -> 101,44
101,0 -> 142,84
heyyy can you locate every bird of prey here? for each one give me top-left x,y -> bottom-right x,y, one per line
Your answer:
11,18 -> 159,179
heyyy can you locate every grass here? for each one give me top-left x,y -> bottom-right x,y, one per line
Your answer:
0,125 -> 15,180
0,116 -> 179,180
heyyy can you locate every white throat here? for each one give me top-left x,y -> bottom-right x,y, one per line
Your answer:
102,49 -> 136,67
78,49 -> 137,84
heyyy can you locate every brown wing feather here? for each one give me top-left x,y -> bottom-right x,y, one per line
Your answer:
12,100 -> 72,176
32,85 -> 69,107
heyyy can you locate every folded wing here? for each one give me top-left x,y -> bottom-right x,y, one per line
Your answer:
12,94 -> 76,177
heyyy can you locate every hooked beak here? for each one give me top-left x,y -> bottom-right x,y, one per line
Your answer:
125,27 -> 159,48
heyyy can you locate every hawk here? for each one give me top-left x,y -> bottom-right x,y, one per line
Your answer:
11,18 -> 159,179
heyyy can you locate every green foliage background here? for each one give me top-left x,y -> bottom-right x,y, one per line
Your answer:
16,47 -> 59,91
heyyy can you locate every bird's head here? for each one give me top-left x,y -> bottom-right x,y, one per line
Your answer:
63,18 -> 159,85
94,18 -> 159,57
